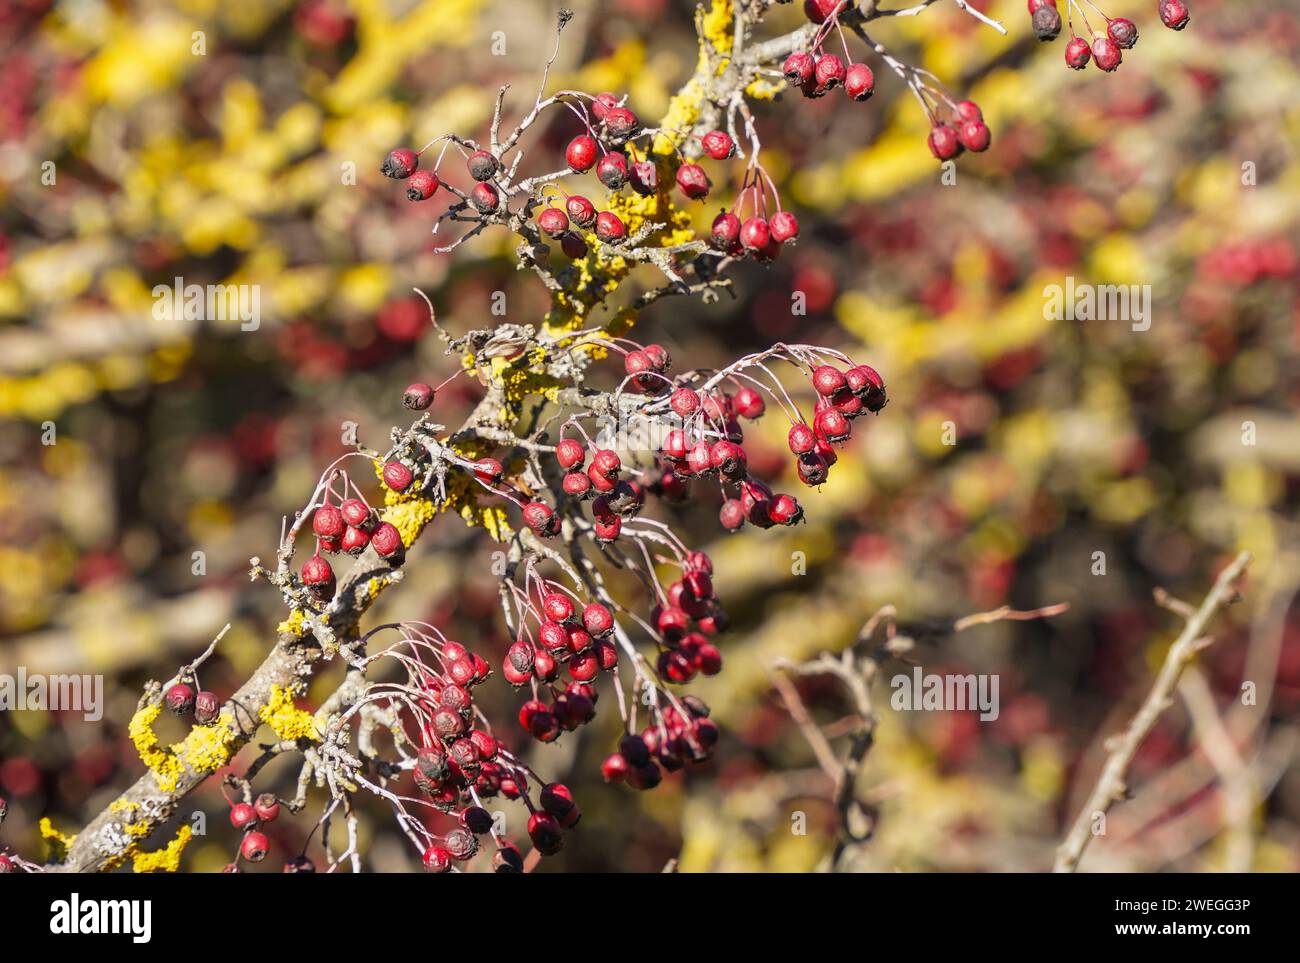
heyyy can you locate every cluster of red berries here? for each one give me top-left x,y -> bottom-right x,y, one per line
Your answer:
925,100 -> 992,162
163,680 -> 221,725
781,50 -> 875,102
1028,0 -> 1190,73
224,792 -> 284,871
302,486 -> 404,600
601,695 -> 719,789
650,551 -> 726,684
552,433 -> 645,542
503,585 -> 619,731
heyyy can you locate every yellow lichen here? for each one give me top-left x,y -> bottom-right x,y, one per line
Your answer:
177,713 -> 239,774
381,494 -> 439,546
277,607 -> 308,636
129,702 -> 237,792
39,817 -> 76,862
130,825 -> 193,873
128,702 -> 184,792
260,684 -> 320,741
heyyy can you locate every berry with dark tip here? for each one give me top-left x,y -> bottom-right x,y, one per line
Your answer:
370,521 -> 403,560
770,211 -> 799,244
1092,35 -> 1122,71
928,124 -> 962,160
381,148 -> 418,179
1159,0 -> 1190,30
1065,37 -> 1091,69
241,831 -> 270,862
782,52 -> 815,85
676,163 -> 711,200
538,207 -> 569,238
596,152 -> 629,189
814,54 -> 847,90
403,382 -> 435,410
194,690 -> 220,724
301,554 -> 335,595
845,63 -> 875,101
404,169 -> 439,201
595,211 -> 627,244
700,129 -> 735,159
566,195 -> 597,228
471,182 -> 500,212
467,150 -> 499,181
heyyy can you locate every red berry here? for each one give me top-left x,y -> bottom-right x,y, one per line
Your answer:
958,120 -> 991,153
473,458 -> 503,481
301,554 -> 335,594
404,382 -> 436,410
565,194 -> 597,228
733,386 -> 766,419
670,387 -> 700,418
788,422 -> 817,455
602,753 -> 629,782
603,106 -> 639,138
241,831 -> 270,862
590,92 -> 620,121
769,211 -> 799,244
595,211 -> 627,243
1091,36 -> 1122,71
700,129 -> 735,160
815,406 -> 852,443
812,364 -> 847,396
740,216 -> 769,251
814,54 -> 847,90
803,0 -> 842,23
194,690 -> 220,724
522,501 -> 559,537
1158,0 -> 1189,30
783,51 -> 815,85
543,591 -> 576,624
643,344 -> 671,371
1065,37 -> 1091,69
383,460 -> 413,492
1107,17 -> 1138,49
230,803 -> 258,830
565,135 -> 598,172
422,845 -> 452,872
561,233 -> 588,258
845,63 -> 875,101
720,498 -> 745,530
370,521 -> 403,559
341,525 -> 369,555
381,148 -> 418,179
928,124 -> 962,160
710,440 -> 747,480
340,498 -> 370,528
768,493 -> 804,526
470,181 -> 500,212
404,169 -> 439,201
556,438 -> 585,469
528,812 -> 564,855
676,163 -> 711,200
254,792 -> 280,823
538,207 -> 569,238
563,470 -> 592,497
956,100 -> 983,122
467,149 -> 499,181
629,160 -> 658,195
662,428 -> 690,462
597,152 -> 629,189
582,602 -> 614,637
1031,4 -> 1062,40
591,448 -> 621,479
797,452 -> 830,486
711,211 -> 741,248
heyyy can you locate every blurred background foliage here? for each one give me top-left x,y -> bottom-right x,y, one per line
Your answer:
1,0 -> 1298,872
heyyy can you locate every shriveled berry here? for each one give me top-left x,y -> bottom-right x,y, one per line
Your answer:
383,461 -> 413,492
563,470 -> 592,498
301,554 -> 335,594
603,106 -> 639,138
467,150 -> 499,181
582,602 -> 614,637
595,211 -> 627,244
370,521 -> 403,560
814,54 -> 847,90
538,207 -> 569,238
543,591 -> 576,624
404,169 -> 439,201
381,148 -> 418,179
313,504 -> 345,539
340,498 -> 370,528
556,438 -> 586,469
711,211 -> 741,248
1158,0 -> 1189,30
812,364 -> 847,396
402,382 -> 435,410
1032,4 -> 1062,40
565,194 -> 597,228
470,182 -> 500,212
768,493 -> 804,525
676,163 -> 711,200
700,129 -> 735,160
522,501 -> 559,537
254,792 -> 280,822
460,806 -> 495,835
596,152 -> 629,190
194,690 -> 220,724
1091,36 -> 1122,71
788,422 -> 817,455
783,51 -> 815,85
590,92 -> 620,121
1107,17 -> 1138,49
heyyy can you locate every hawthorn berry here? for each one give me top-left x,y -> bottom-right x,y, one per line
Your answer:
561,233 -> 588,258
582,602 -> 614,637
543,591 -> 576,623
803,0 -> 842,23
602,752 -> 629,782
769,211 -> 800,244
740,216 -> 770,251
783,51 -> 815,85
1065,37 -> 1091,69
528,812 -> 564,855
629,159 -> 658,195
254,792 -> 280,822
676,163 -> 711,200
814,54 -> 847,91
928,124 -> 962,160
603,106 -> 639,139
230,803 -> 259,830
240,831 -> 270,863
1107,17 -> 1138,49
194,690 -> 220,724
1031,2 -> 1062,40
522,501 -> 559,537
733,386 -> 766,419
493,844 -> 525,873
788,422 -> 817,455
537,207 -> 569,238
404,169 -> 439,201
845,63 -> 875,101
595,211 -> 627,244
768,493 -> 804,525
556,437 -> 586,469
565,194 -> 597,228
370,521 -> 403,560
340,497 -> 370,528
711,211 -> 741,249
669,387 -> 700,418
565,135 -> 598,172
1159,0 -> 1190,30
340,525 -> 369,555
1091,35 -> 1122,71
471,182 -> 500,212
797,452 -> 830,486
402,382 -> 435,410
591,449 -> 621,480
460,806 -> 495,835
383,460 -> 413,492
815,406 -> 852,443
422,845 -> 452,872
313,504 -> 345,539
590,92 -> 620,121
959,120 -> 992,153
596,152 -> 629,189
467,149 -> 499,181
812,364 -> 847,396
956,100 -> 983,122
700,129 -> 735,160
473,457 -> 503,482
643,344 -> 671,372
563,470 -> 592,497
381,148 -> 418,179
